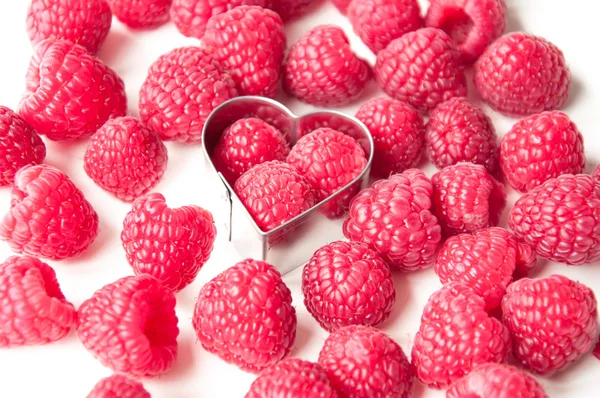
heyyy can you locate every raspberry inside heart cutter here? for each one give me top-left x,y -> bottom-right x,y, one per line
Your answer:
202,96 -> 374,274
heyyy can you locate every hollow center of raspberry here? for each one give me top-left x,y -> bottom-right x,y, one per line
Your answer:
438,8 -> 473,44
142,302 -> 174,349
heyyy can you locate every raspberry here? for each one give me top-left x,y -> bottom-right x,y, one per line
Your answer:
213,118 -> 289,183
435,227 -> 536,311
27,0 -> 112,54
269,0 -> 313,21
0,165 -> 99,260
139,46 -> 238,143
446,363 -> 548,398
0,255 -> 76,347
424,0 -> 506,63
121,193 -> 216,292
432,162 -> 505,237
347,0 -> 423,53
84,117 -> 168,202
77,275 -> 179,377
502,275 -> 598,375
245,358 -> 339,398
331,0 -> 351,14
593,164 -> 600,181
474,32 -> 570,116
287,128 -> 367,217
374,28 -> 467,114
170,0 -> 268,39
19,39 -> 127,141
283,25 -> 371,106
318,325 -> 414,397
0,106 -> 45,186
302,240 -> 395,331
355,97 -> 425,178
412,282 -> 511,388
595,339 -> 600,361
202,6 -> 285,98
193,259 -> 296,373
87,374 -> 150,398
234,161 -> 316,232
343,169 -> 442,271
105,0 -> 171,29
500,111 -> 584,192
426,97 -> 499,176
509,174 -> 600,265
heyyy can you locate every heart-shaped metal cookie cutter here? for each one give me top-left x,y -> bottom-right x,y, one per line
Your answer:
202,96 -> 374,274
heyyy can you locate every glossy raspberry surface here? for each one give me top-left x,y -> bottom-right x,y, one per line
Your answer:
193,259 -> 296,373
27,0 -> 112,54
355,97 -> 425,177
474,32 -> 570,116
121,193 -> 216,292
502,275 -> 598,375
412,282 -> 511,388
0,165 -> 99,260
425,0 -> 506,63
348,0 -> 423,53
374,28 -> 467,114
0,255 -> 76,347
269,0 -> 313,21
77,275 -> 179,378
318,325 -> 414,398
343,169 -> 442,271
139,46 -> 238,143
84,117 -> 168,202
283,25 -> 371,106
432,162 -> 506,237
302,240 -> 395,331
0,106 -> 45,186
87,374 -> 151,398
105,0 -> 171,29
508,174 -> 600,265
19,39 -> 127,141
500,111 -> 584,192
426,97 -> 499,176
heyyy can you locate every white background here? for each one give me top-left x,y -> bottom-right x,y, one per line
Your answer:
0,0 -> 599,396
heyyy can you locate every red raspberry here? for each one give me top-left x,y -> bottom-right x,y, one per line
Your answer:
0,106 -> 45,186
347,0 -> 423,53
214,118 -> 289,183
87,374 -> 150,398
474,32 -> 570,116
245,358 -> 339,398
193,259 -> 296,373
426,97 -> 499,176
355,97 -> 425,178
446,363 -> 548,398
412,282 -> 511,388
425,0 -> 506,63
19,39 -> 127,141
84,117 -> 168,202
500,111 -> 584,192
343,169 -> 442,271
105,0 -> 171,29
283,25 -> 371,106
318,325 -> 414,397
139,46 -> 238,143
593,164 -> 600,181
269,0 -> 313,21
302,240 -> 395,331
502,275 -> 598,375
287,128 -> 367,217
509,174 -> 600,265
0,165 -> 99,260
595,339 -> 600,361
331,0 -> 351,14
374,28 -> 467,114
170,0 -> 268,39
121,193 -> 216,292
432,162 -> 505,237
435,227 -> 536,311
27,0 -> 112,54
0,255 -> 76,347
203,6 -> 285,98
234,161 -> 316,232
77,275 -> 179,377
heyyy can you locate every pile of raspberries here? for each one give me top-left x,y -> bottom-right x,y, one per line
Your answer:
0,0 -> 597,396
